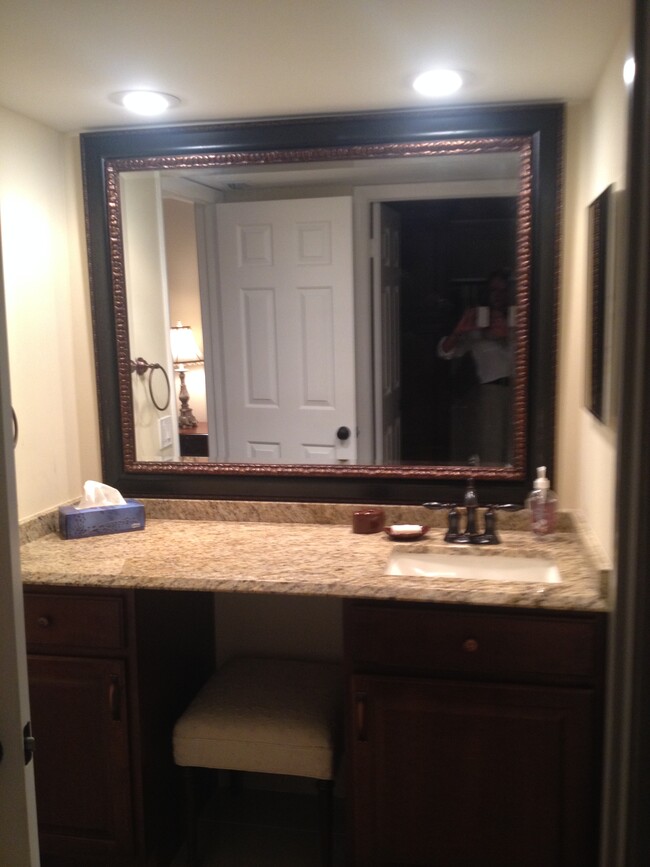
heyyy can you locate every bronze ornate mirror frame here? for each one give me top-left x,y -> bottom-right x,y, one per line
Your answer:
81,103 -> 562,503
109,137 -> 531,472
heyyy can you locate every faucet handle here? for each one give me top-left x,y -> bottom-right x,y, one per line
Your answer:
444,505 -> 461,543
422,502 -> 461,542
465,504 -> 501,545
476,503 -> 524,545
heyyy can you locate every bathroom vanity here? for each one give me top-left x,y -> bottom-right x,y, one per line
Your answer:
344,600 -> 605,867
19,502 -> 608,866
23,586 -> 214,866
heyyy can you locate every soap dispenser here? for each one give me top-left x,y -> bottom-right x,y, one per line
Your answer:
527,466 -> 558,536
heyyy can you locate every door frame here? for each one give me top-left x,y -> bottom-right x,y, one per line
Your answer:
0,226 -> 40,865
603,1 -> 650,862
353,178 -> 519,464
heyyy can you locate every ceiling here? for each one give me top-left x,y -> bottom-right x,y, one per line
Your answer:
173,152 -> 522,192
0,0 -> 629,134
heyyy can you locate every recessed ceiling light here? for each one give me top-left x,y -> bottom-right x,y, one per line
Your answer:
623,57 -> 636,85
412,69 -> 463,98
111,90 -> 181,117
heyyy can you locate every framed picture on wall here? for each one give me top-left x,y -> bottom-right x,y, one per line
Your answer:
585,185 -> 615,424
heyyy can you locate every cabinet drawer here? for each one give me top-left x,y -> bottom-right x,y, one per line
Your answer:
24,592 -> 125,652
345,602 -> 604,683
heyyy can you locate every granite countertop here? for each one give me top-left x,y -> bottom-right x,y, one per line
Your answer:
20,501 -> 610,612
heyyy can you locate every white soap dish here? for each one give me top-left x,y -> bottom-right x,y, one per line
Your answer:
383,524 -> 429,542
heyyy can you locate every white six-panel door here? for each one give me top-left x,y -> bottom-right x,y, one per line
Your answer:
215,197 -> 357,464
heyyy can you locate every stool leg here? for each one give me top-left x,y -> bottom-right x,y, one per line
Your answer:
183,766 -> 200,867
317,779 -> 334,867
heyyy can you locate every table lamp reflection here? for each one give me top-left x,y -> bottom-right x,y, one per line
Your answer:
169,322 -> 203,428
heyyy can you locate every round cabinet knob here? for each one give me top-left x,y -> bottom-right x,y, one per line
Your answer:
462,638 -> 479,653
336,426 -> 351,441
37,616 -> 51,629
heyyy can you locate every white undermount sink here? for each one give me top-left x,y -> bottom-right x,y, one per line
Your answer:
385,551 -> 561,584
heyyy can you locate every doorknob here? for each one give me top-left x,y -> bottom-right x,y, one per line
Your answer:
336,426 -> 351,441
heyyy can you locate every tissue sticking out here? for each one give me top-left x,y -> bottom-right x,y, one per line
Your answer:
74,480 -> 127,510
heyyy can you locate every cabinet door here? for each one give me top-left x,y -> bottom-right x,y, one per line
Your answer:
350,674 -> 599,867
28,655 -> 134,865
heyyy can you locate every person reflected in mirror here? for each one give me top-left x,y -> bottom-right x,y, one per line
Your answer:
438,269 -> 514,464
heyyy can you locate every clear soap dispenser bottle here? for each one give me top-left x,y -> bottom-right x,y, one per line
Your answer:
527,466 -> 558,536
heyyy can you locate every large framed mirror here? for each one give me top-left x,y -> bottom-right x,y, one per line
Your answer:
81,103 -> 561,503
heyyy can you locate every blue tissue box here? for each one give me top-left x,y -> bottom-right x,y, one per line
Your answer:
59,500 -> 146,539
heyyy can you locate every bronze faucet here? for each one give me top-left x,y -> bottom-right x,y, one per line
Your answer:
424,479 -> 521,544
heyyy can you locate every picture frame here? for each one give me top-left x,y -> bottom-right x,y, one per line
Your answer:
585,185 -> 614,424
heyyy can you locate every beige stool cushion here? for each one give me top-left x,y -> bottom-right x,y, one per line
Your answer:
173,657 -> 342,780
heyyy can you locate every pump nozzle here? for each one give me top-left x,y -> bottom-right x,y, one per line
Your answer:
533,466 -> 550,491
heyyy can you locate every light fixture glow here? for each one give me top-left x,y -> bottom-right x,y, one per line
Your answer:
413,69 -> 463,98
623,57 -> 636,85
170,322 -> 203,367
114,90 -> 180,116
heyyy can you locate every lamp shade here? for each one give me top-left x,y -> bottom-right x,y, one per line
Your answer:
170,323 -> 203,365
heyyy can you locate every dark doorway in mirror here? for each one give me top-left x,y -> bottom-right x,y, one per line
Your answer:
395,197 -> 517,466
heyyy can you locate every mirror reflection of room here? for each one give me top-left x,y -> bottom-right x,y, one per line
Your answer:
163,197 -> 209,460
378,197 -> 517,467
436,268 -> 514,466
124,162 -> 523,469
120,170 -> 212,463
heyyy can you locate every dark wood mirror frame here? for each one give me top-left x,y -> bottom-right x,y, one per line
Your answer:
81,102 -> 562,504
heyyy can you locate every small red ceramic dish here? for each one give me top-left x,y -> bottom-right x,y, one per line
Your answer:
383,524 -> 430,541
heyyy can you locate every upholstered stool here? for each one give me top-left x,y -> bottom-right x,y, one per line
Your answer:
173,656 -> 343,866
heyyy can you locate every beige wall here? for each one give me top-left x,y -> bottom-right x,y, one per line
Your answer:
0,106 -> 100,521
557,18 -> 632,562
121,173 -> 179,461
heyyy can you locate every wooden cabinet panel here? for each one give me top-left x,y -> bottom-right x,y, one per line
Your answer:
28,655 -> 133,863
345,601 -> 606,867
350,674 -> 599,867
24,592 -> 125,652
24,586 -> 216,866
346,602 -> 603,683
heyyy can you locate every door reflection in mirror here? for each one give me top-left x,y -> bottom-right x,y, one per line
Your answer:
210,197 -> 357,465
130,187 -> 519,466
117,145 -> 527,471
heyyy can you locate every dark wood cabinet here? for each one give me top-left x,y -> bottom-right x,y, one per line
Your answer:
27,655 -> 133,864
179,423 -> 209,458
344,600 -> 606,867
24,586 -> 215,866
